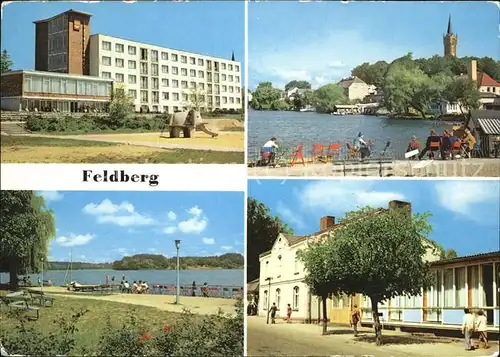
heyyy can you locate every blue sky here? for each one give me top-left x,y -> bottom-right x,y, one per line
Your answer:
1,1 -> 244,79
37,191 -> 244,263
248,179 -> 500,256
249,1 -> 499,90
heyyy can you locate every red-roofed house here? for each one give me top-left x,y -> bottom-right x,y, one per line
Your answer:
469,60 -> 500,110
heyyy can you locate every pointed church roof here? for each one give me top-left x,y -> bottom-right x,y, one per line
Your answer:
447,14 -> 453,35
231,51 -> 235,61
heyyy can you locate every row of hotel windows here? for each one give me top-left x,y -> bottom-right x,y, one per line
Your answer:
104,74 -> 240,94
101,57 -> 240,83
101,41 -> 240,72
23,75 -> 112,97
262,287 -> 300,311
128,89 -> 240,105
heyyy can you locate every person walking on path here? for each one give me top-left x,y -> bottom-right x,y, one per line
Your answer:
350,304 -> 361,337
475,310 -> 490,349
269,303 -> 278,324
462,308 -> 476,350
286,304 -> 292,324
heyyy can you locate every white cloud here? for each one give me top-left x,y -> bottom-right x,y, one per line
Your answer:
167,211 -> 177,221
187,205 -> 203,217
276,200 -> 305,229
299,181 -> 405,212
435,181 -> 499,215
249,29 -> 409,89
97,213 -> 155,227
177,206 -> 207,234
202,237 -> 215,245
56,233 -> 94,247
39,191 -> 64,202
163,226 -> 178,234
83,199 -> 134,215
83,199 -> 156,227
221,245 -> 233,250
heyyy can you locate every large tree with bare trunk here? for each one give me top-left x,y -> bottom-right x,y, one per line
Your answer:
299,205 -> 435,345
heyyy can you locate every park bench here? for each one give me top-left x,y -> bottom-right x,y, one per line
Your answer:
27,289 -> 55,307
0,295 -> 40,320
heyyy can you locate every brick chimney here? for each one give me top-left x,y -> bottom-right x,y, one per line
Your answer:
320,216 -> 335,230
388,200 -> 412,217
468,60 -> 477,82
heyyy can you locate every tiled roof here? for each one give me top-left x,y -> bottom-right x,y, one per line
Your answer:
477,72 -> 500,87
338,76 -> 367,88
431,251 -> 500,266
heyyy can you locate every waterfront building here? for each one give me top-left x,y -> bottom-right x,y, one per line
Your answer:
337,76 -> 375,101
1,9 -> 241,113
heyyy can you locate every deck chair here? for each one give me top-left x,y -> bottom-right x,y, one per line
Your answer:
289,144 -> 305,167
346,143 -> 360,160
326,143 -> 342,161
427,141 -> 441,159
310,144 -> 325,163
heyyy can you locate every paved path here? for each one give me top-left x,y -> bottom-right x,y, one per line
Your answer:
248,159 -> 500,177
247,316 -> 498,357
8,133 -> 244,152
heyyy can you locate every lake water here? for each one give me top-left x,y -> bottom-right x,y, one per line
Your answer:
0,269 -> 243,287
248,110 -> 453,160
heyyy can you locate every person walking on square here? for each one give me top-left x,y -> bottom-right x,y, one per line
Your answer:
269,302 -> 277,324
286,304 -> 292,323
475,310 -> 489,349
351,304 -> 361,337
462,308 -> 476,350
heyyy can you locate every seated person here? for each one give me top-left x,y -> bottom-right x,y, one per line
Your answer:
406,135 -> 421,152
353,132 -> 370,159
418,130 -> 443,159
141,281 -> 149,294
261,137 -> 279,164
123,281 -> 131,293
461,130 -> 476,155
441,131 -> 452,160
132,281 -> 139,293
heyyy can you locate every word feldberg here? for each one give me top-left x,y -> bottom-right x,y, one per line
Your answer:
83,170 -> 159,187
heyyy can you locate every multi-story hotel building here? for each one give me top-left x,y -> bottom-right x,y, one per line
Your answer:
1,9 -> 242,113
88,34 -> 242,113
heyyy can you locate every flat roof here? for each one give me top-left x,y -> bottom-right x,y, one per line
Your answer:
90,33 -> 241,65
1,70 -> 113,83
430,251 -> 500,267
34,9 -> 93,24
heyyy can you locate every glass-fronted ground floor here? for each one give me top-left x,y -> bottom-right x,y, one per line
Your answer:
4,97 -> 110,113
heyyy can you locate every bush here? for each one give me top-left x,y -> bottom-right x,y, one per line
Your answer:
25,114 -> 166,134
0,300 -> 243,357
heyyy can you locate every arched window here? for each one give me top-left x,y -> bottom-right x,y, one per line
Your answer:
293,286 -> 299,310
275,288 -> 281,309
263,290 -> 268,310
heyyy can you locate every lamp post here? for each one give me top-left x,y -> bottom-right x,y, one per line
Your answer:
41,257 -> 44,294
175,240 -> 181,304
265,277 -> 272,324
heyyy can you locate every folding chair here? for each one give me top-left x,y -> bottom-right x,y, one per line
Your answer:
326,143 -> 342,162
311,144 -> 325,163
428,141 -> 441,159
289,144 -> 305,167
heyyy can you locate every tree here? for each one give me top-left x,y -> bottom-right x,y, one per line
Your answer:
444,77 -> 481,113
351,60 -> 389,88
250,82 -> 283,111
0,49 -> 13,73
247,198 -> 293,282
443,248 -> 458,260
314,83 -> 348,113
284,80 -> 312,92
108,84 -> 134,126
0,191 -> 56,290
183,86 -> 207,112
299,205 -> 435,345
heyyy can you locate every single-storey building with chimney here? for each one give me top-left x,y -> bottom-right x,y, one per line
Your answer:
257,200 -> 442,325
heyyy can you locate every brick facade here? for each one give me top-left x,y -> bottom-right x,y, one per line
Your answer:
34,22 -> 49,71
0,73 -> 23,97
68,12 -> 91,75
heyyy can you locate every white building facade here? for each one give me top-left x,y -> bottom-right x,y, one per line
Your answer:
88,34 -> 242,113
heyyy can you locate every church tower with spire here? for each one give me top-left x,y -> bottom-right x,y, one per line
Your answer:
443,14 -> 458,57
